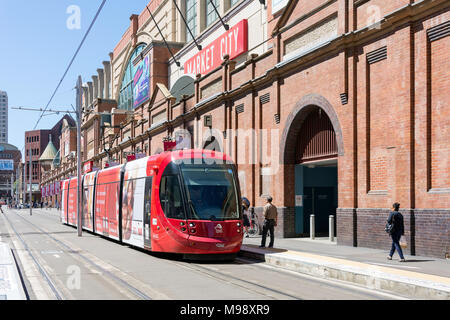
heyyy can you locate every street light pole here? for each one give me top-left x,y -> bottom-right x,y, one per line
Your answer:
29,146 -> 32,216
76,76 -> 82,237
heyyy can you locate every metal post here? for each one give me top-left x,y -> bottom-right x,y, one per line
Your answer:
310,214 -> 315,240
22,164 -> 25,208
10,173 -> 13,206
329,215 -> 335,242
76,76 -> 82,237
29,146 -> 32,216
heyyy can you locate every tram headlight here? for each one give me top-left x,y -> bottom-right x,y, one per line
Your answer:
237,222 -> 241,227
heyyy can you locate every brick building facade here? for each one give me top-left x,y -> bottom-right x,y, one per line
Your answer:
42,0 -> 449,258
25,115 -> 75,203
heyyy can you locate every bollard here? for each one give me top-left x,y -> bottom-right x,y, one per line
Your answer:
329,215 -> 335,242
310,214 -> 315,240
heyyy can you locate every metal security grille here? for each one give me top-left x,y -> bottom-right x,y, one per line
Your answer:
296,109 -> 337,163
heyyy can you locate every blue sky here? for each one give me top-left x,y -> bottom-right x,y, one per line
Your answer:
0,0 -> 151,154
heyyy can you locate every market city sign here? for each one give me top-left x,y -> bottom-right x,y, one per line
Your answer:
184,19 -> 248,76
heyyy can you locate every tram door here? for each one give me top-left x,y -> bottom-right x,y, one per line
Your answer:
143,177 -> 152,248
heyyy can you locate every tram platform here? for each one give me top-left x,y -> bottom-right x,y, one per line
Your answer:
240,236 -> 450,300
0,242 -> 26,300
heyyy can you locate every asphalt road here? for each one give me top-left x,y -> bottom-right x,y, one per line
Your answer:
0,207 -> 405,300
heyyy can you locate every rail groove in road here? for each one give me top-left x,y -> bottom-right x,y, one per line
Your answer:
6,209 -> 406,300
20,210 -> 303,299
8,210 -> 157,300
169,259 -> 305,299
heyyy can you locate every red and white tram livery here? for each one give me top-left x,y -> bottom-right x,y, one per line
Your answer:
60,150 -> 244,258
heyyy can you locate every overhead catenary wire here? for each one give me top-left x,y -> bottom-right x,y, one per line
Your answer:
33,0 -> 107,131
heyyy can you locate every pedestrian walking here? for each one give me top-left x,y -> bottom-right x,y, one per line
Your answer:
260,195 -> 277,248
386,202 -> 406,262
242,197 -> 251,237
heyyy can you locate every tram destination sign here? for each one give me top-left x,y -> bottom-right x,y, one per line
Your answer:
184,19 -> 248,76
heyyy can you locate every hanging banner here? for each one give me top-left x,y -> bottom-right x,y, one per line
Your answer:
133,54 -> 150,108
184,19 -> 248,76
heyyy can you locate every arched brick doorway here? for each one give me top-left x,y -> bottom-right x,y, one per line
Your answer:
280,94 -> 344,237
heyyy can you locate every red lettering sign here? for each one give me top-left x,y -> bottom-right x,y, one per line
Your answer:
164,141 -> 176,152
83,161 -> 93,173
127,154 -> 136,162
184,19 -> 248,75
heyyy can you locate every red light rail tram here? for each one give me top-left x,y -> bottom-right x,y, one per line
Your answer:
60,150 -> 244,259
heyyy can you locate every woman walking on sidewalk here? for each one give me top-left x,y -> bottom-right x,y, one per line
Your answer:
387,202 -> 406,262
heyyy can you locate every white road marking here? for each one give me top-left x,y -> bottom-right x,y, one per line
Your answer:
368,262 -> 419,270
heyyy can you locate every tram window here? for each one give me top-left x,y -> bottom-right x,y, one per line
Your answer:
160,175 -> 185,219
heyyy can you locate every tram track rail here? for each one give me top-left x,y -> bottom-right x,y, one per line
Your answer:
6,209 -> 399,300
15,209 -> 302,299
1,212 -> 63,300
165,258 -> 305,300
8,209 -> 158,300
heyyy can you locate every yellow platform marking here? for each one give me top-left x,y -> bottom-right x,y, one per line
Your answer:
243,245 -> 450,286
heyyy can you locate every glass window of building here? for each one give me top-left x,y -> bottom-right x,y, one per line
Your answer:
230,0 -> 240,7
185,0 -> 197,42
118,44 -> 146,111
206,0 -> 219,27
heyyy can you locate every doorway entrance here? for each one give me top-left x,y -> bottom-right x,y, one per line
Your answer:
295,160 -> 337,235
292,106 -> 338,236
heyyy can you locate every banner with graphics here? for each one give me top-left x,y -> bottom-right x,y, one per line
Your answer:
133,54 -> 150,108
82,172 -> 96,231
122,157 -> 149,248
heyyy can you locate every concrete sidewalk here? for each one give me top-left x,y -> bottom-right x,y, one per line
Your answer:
240,236 -> 450,300
0,242 -> 27,300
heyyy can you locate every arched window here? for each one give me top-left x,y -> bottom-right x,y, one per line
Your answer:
118,44 -> 146,110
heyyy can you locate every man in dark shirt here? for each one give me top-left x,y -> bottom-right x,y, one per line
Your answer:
387,202 -> 406,262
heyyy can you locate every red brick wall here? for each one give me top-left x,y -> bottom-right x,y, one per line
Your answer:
430,35 -> 450,189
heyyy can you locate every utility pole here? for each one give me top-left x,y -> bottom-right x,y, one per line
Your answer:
10,173 -> 13,205
76,76 -> 82,237
29,146 -> 32,216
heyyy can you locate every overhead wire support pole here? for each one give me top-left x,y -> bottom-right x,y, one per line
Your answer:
76,76 -> 82,237
208,0 -> 229,31
29,146 -> 32,216
172,0 -> 202,50
146,4 -> 181,67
